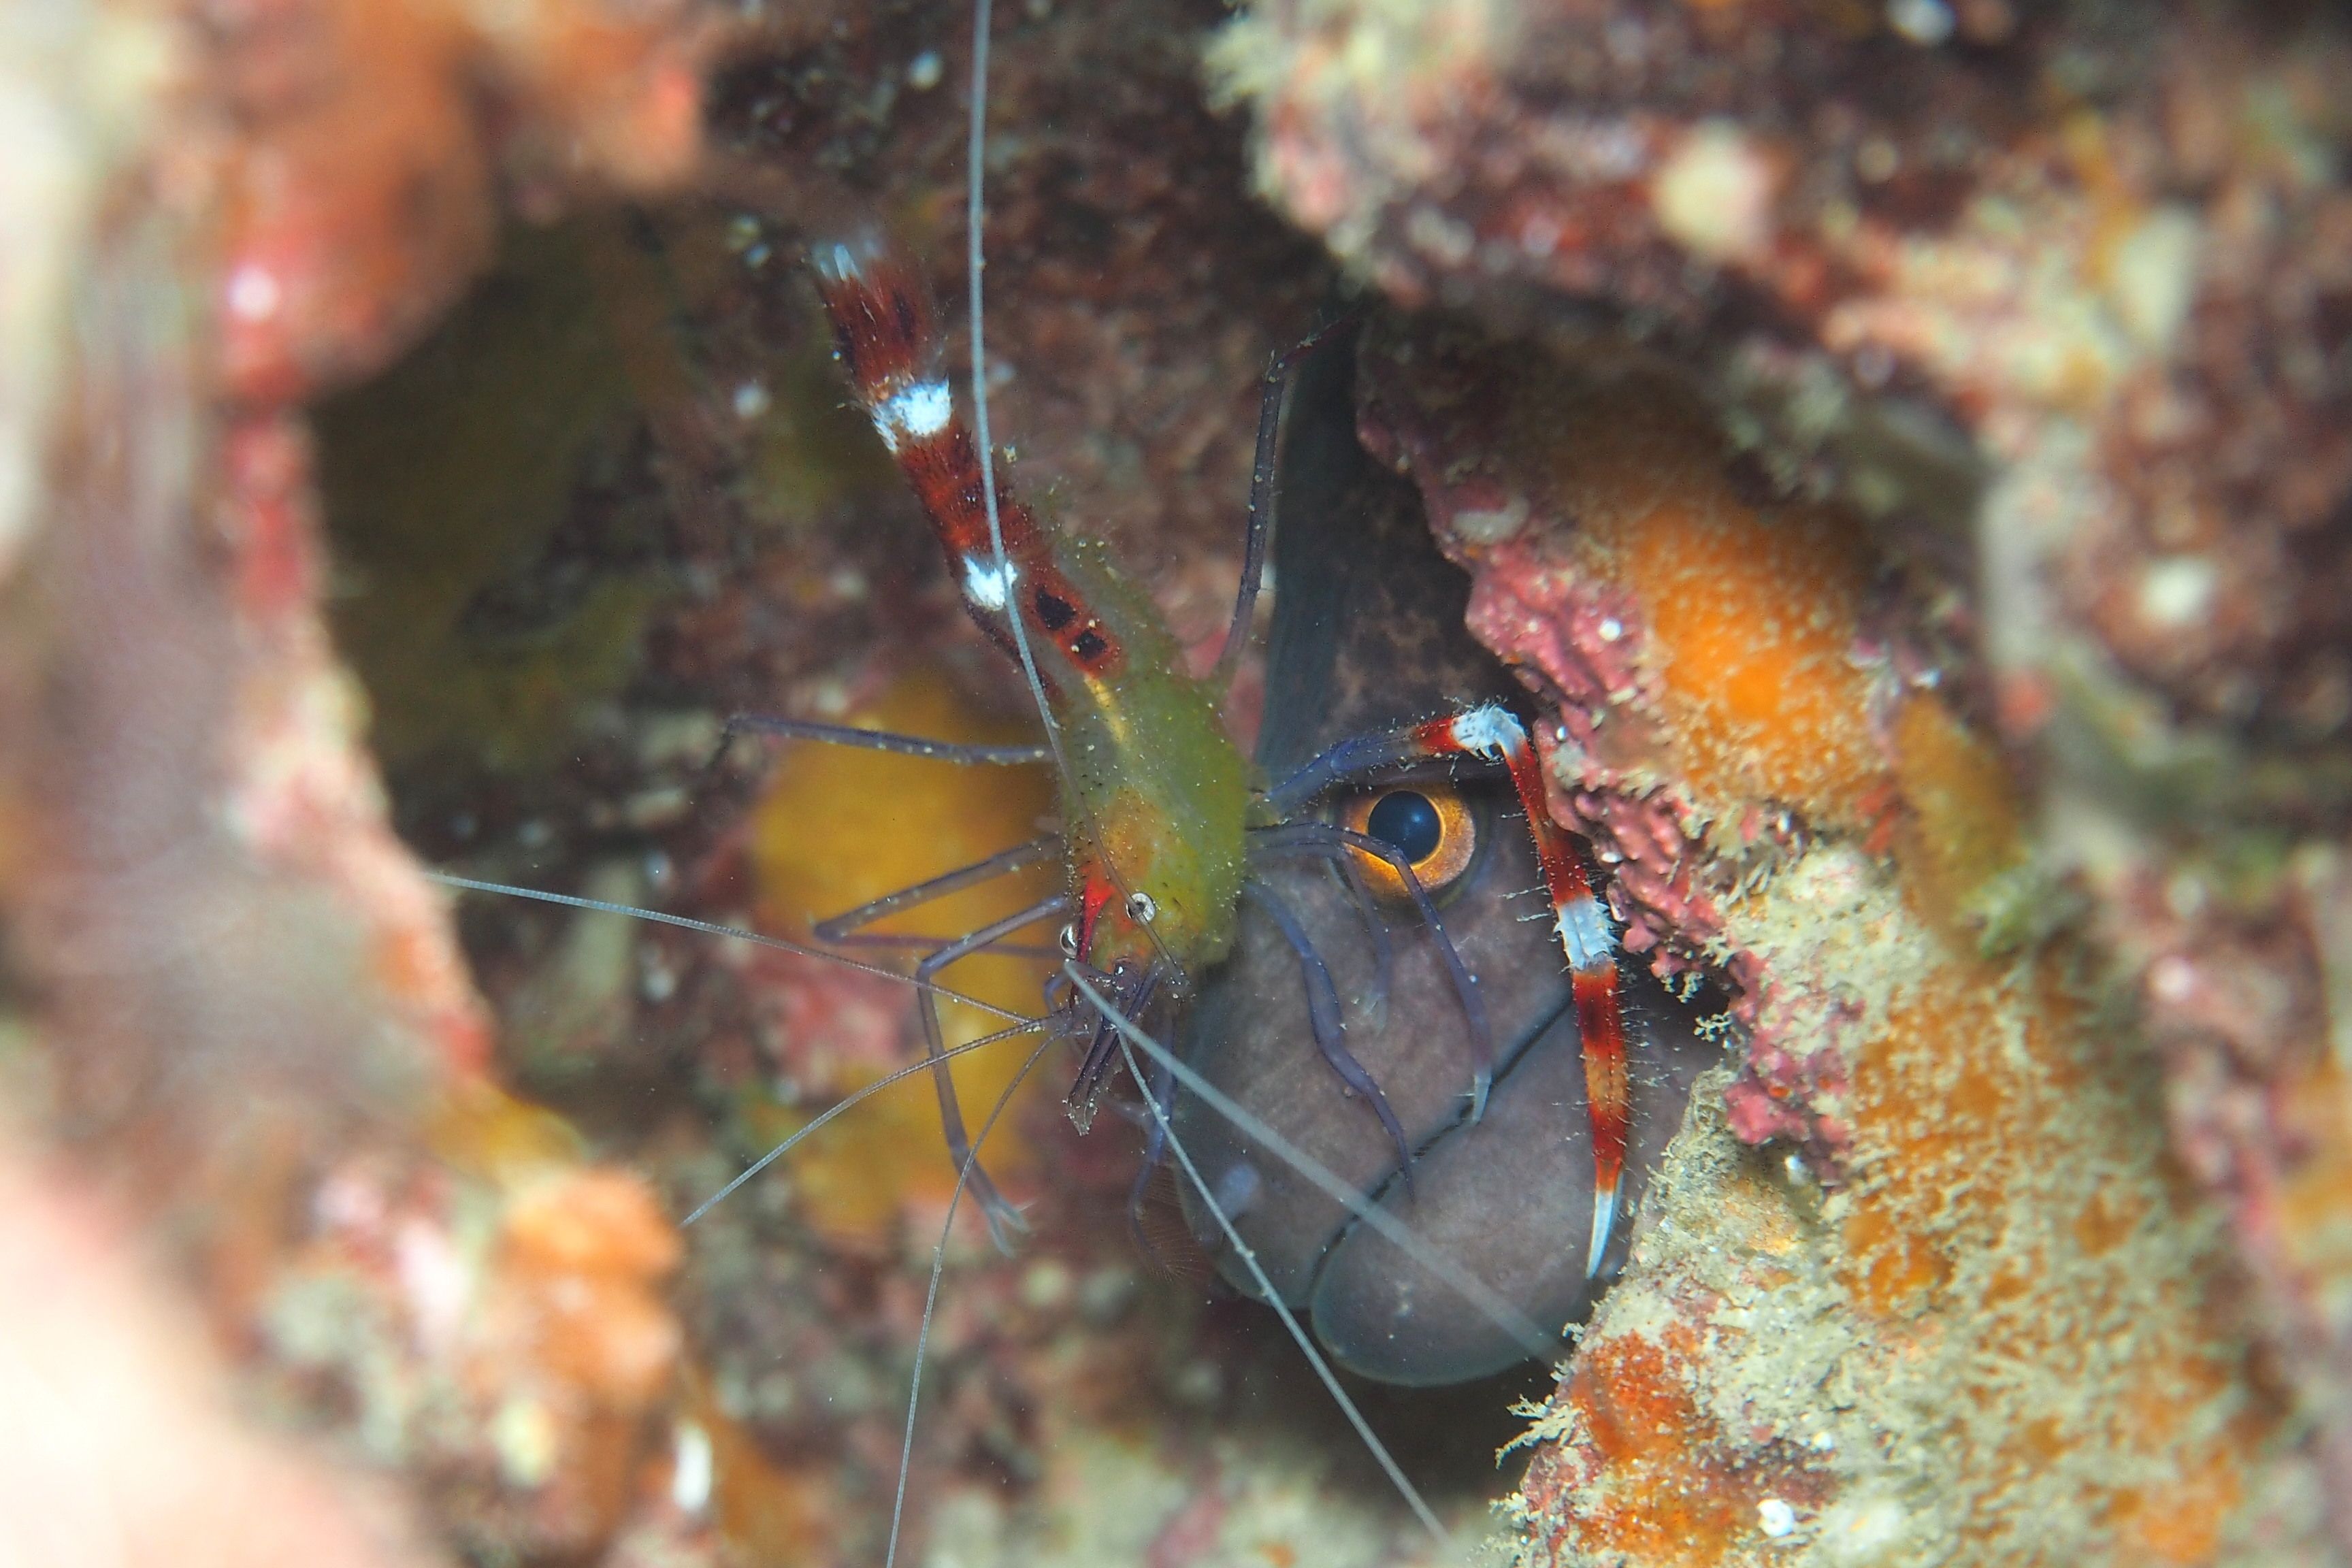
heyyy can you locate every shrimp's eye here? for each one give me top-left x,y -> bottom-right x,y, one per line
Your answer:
1339,784 -> 1478,900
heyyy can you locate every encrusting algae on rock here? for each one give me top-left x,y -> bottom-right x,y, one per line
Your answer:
1358,318 -> 2272,1565
263,1085 -> 687,1558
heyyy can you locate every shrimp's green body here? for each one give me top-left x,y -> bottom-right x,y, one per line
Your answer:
812,242 -> 1250,990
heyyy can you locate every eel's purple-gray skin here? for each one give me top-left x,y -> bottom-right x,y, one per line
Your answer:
1173,329 -> 1720,1387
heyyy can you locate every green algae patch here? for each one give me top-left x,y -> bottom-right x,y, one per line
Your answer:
316,219 -> 657,775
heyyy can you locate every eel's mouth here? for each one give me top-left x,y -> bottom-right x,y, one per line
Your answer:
1180,976 -> 1577,1282
1301,961 -> 1721,1387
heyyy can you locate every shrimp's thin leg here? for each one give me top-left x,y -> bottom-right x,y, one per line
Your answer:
1210,316 -> 1367,695
426,871 -> 1030,1026
684,1016 -> 1045,1226
429,872 -> 1073,1237
914,894 -> 1071,1250
715,713 -> 1054,768
1251,820 -> 1490,1120
885,1031 -> 1056,1568
1239,880 -> 1416,1194
1068,977 -> 1449,1546
812,834 -> 1061,941
818,932 -> 1062,960
1327,845 -> 1393,1023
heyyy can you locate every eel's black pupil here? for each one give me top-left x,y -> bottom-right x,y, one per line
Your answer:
1365,791 -> 1443,864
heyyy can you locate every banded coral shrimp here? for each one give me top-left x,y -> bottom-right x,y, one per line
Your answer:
299,0 -> 1717,1560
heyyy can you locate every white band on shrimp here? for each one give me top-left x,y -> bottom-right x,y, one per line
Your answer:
870,379 -> 953,453
962,553 -> 1019,610
1554,895 -> 1616,971
1448,703 -> 1529,761
815,241 -> 868,284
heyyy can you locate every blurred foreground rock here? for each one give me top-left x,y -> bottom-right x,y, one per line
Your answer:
0,0 -> 713,1559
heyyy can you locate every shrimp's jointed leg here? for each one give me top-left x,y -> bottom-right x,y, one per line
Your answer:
914,894 -> 1072,1251
715,713 -> 1054,769
813,836 -> 1063,943
1239,880 -> 1417,1194
1249,819 -> 1490,1117
1211,315 -> 1367,693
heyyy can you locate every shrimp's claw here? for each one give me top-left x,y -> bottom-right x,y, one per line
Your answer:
1586,1181 -> 1620,1280
964,1161 -> 1039,1260
977,1185 -> 1032,1256
1573,967 -> 1631,1279
807,233 -> 949,431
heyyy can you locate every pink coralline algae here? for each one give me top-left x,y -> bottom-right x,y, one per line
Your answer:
1358,340 -> 1734,979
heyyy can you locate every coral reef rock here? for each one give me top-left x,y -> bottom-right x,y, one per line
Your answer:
1358,318 -> 2290,1565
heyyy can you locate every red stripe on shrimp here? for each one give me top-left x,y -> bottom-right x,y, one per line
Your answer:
811,238 -> 1126,682
1409,704 -> 1631,1275
1075,868 -> 1122,962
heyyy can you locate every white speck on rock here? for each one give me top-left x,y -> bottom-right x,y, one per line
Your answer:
2137,554 -> 2217,629
1817,1492 -> 1909,1564
1452,496 -> 1527,543
671,1420 -> 714,1512
1886,0 -> 1955,45
1654,122 -> 1775,263
2108,206 -> 2203,351
227,263 -> 281,321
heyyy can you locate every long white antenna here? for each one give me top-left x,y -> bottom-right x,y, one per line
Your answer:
966,0 -> 1068,780
883,1036 -> 1056,1568
960,0 -> 1185,983
1071,978 -> 1449,1545
426,871 -> 1029,1025
1065,966 -> 1563,1362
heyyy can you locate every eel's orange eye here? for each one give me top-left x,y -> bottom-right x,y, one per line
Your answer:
1339,784 -> 1477,900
